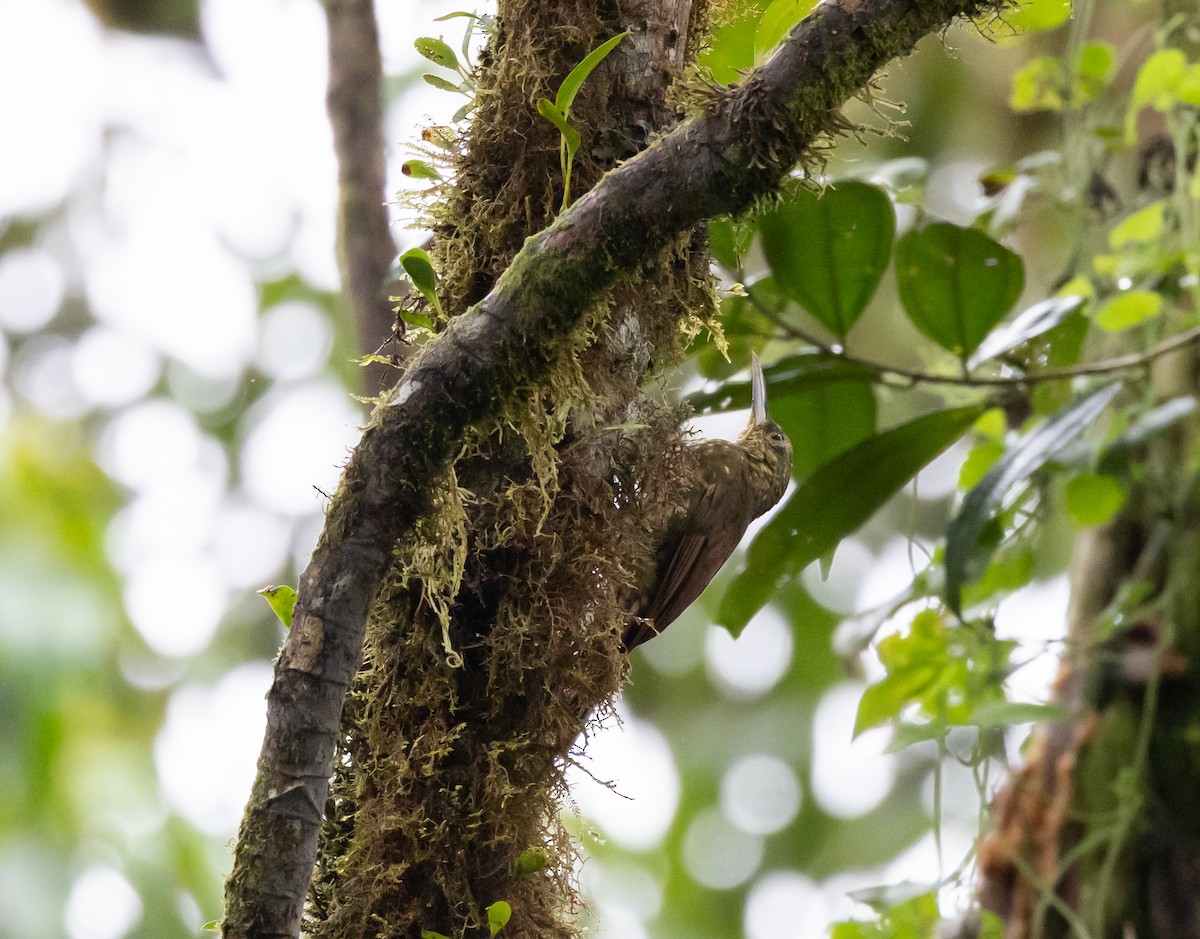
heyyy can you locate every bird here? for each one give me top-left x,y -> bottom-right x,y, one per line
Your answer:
622,353 -> 793,651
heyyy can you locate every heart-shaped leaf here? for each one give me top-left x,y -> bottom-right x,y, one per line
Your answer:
896,223 -> 1024,360
761,182 -> 896,338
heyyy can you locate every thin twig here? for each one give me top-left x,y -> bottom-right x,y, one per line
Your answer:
744,286 -> 1200,389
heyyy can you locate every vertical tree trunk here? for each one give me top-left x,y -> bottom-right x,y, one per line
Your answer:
979,352 -> 1200,938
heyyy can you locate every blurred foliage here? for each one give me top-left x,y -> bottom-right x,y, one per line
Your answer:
81,0 -> 199,38
6,0 -> 1200,938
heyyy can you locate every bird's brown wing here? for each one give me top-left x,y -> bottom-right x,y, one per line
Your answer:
622,480 -> 751,650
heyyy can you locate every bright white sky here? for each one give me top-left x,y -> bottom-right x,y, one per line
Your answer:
0,2 -> 1068,937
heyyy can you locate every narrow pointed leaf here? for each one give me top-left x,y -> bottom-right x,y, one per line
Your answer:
718,407 -> 983,633
555,32 -> 628,116
945,383 -> 1121,614
423,73 -> 463,93
536,98 -> 581,153
896,223 -> 1024,359
966,294 -> 1085,368
761,182 -> 895,337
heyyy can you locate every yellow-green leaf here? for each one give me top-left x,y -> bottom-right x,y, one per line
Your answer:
1011,57 -> 1065,112
1109,201 -> 1166,248
959,439 -> 1005,490
402,160 -> 441,180
1006,0 -> 1071,31
487,900 -> 512,937
414,37 -> 459,71
400,247 -> 443,316
1131,49 -> 1187,111
1126,49 -> 1187,142
754,0 -> 818,65
1095,291 -> 1162,332
258,585 -> 297,628
1064,472 -> 1127,527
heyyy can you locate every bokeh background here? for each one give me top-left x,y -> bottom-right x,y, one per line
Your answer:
0,1 -> 1077,937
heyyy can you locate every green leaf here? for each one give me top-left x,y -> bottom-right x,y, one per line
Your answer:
708,216 -> 753,270
761,182 -> 895,338
754,0 -> 818,65
717,407 -> 982,633
966,294 -> 1085,368
1005,0 -> 1071,31
1095,291 -> 1162,332
400,309 -> 436,331
698,14 -> 756,85
1178,64 -> 1200,107
400,247 -> 443,316
423,73 -> 463,93
555,32 -> 628,116
422,932 -> 452,939
486,900 -> 512,936
1131,48 -> 1187,112
1074,41 -> 1115,103
414,37 -> 459,71
847,882 -> 939,913
1127,49 -> 1188,142
516,849 -> 549,875
1098,396 -> 1198,474
885,721 -> 951,751
535,98 -> 581,155
945,383 -> 1121,614
1010,56 -> 1065,112
257,584 -> 297,628
958,439 -> 1005,491
962,545 -> 1034,607
856,613 -> 948,735
967,700 -> 1065,727
402,160 -> 442,180
1109,201 -> 1166,248
895,223 -> 1025,360
774,381 -> 876,479
685,351 -> 874,414
832,892 -> 941,937
1064,472 -> 1127,527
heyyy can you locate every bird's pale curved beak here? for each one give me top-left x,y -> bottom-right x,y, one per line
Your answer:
751,352 -> 768,425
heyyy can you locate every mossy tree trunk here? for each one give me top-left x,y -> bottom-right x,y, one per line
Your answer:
978,340 -> 1200,934
307,2 -> 710,937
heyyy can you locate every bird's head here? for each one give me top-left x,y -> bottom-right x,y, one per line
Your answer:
738,353 -> 793,514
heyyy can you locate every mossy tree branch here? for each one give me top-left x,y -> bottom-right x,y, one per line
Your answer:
222,1 -> 1008,936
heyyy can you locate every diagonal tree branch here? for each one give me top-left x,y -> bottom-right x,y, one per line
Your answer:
221,1 -> 1008,936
